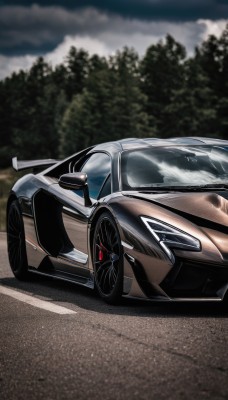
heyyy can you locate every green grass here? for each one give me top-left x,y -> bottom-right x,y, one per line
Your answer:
0,168 -> 23,231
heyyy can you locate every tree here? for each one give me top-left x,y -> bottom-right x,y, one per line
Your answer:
2,24 -> 228,168
60,48 -> 151,156
141,35 -> 186,136
11,58 -> 60,159
108,47 -> 150,140
65,47 -> 89,100
0,78 -> 15,166
2,70 -> 31,164
196,24 -> 228,138
163,59 -> 218,137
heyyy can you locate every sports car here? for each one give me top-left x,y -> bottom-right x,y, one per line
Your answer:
7,137 -> 228,304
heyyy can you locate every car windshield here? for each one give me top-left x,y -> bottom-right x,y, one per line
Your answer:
121,145 -> 228,190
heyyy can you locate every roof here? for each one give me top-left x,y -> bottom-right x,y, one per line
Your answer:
92,137 -> 228,153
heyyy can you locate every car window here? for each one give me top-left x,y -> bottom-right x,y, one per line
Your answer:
121,145 -> 228,189
80,153 -> 111,199
99,175 -> 111,199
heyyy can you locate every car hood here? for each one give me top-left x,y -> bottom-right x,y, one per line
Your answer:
122,190 -> 228,227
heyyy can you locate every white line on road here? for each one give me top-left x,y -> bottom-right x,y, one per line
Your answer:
0,285 -> 77,315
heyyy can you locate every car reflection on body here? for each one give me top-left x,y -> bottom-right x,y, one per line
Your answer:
7,137 -> 228,304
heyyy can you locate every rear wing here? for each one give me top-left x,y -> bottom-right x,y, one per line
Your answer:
12,157 -> 60,172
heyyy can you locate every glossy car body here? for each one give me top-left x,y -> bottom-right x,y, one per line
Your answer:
7,137 -> 228,303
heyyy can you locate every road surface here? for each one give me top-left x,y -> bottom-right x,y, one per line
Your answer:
0,232 -> 227,400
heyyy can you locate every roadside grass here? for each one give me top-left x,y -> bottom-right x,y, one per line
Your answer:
0,168 -> 23,231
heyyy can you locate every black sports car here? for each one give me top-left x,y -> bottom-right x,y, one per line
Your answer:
7,137 -> 228,303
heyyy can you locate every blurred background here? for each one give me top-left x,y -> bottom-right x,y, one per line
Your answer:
0,1 -> 228,229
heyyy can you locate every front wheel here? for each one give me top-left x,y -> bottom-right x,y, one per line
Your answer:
7,200 -> 29,280
93,212 -> 123,304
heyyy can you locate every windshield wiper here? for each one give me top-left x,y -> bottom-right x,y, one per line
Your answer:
139,184 -> 228,192
195,183 -> 228,189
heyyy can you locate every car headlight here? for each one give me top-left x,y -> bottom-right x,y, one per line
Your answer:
141,217 -> 201,263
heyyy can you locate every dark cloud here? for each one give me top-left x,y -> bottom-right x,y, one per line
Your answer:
0,0 -> 227,79
0,2 -> 227,79
1,1 -> 228,21
0,6 -> 109,55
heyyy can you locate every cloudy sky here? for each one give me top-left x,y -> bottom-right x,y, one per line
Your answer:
0,1 -> 228,79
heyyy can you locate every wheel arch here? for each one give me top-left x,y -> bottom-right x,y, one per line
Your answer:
89,206 -> 121,259
7,195 -> 29,279
89,206 -> 124,303
7,192 -> 18,215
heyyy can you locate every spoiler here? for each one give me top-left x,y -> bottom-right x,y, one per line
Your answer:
12,157 -> 60,172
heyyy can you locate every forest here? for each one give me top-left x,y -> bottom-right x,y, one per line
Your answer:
0,25 -> 228,168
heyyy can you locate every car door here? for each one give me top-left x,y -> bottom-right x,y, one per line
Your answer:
49,152 -> 112,278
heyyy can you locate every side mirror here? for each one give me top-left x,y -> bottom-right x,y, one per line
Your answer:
59,173 -> 92,207
59,172 -> 87,190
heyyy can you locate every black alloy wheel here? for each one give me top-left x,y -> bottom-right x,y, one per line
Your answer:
93,212 -> 123,304
7,200 -> 29,279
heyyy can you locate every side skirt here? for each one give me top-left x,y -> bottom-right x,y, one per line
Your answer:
28,267 -> 94,289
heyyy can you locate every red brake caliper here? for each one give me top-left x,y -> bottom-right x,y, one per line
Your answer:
99,242 -> 104,261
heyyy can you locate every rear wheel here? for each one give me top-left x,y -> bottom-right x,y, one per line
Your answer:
93,212 -> 123,304
7,200 -> 29,280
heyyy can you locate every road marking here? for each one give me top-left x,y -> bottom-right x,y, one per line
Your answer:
0,285 -> 77,315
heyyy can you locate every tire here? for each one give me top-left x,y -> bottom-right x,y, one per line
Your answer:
7,200 -> 29,280
93,212 -> 123,304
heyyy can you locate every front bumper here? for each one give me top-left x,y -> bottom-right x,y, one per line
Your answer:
123,254 -> 228,301
161,259 -> 228,300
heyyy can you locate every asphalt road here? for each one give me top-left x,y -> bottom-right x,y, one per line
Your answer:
0,233 -> 228,400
